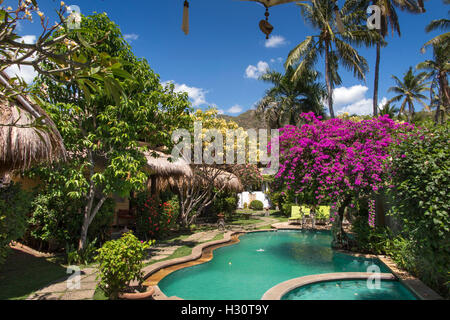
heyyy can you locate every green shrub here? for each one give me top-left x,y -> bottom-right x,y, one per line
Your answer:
388,123 -> 450,298
95,232 -> 152,299
281,202 -> 295,217
243,202 -> 248,209
0,182 -> 32,266
66,238 -> 98,265
249,200 -> 263,211
28,193 -> 114,251
212,192 -> 237,218
266,190 -> 285,209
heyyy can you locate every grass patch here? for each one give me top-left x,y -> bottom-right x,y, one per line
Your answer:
228,218 -> 262,226
0,248 -> 67,300
256,224 -> 275,230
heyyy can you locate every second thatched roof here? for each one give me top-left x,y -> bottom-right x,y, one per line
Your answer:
144,149 -> 193,178
152,167 -> 244,193
0,72 -> 66,175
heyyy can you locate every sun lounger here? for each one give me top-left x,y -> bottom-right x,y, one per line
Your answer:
288,205 -> 301,225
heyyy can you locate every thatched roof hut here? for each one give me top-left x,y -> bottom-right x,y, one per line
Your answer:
154,167 -> 244,193
144,149 -> 193,178
0,72 -> 66,175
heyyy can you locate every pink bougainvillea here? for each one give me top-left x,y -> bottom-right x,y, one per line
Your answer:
274,113 -> 414,226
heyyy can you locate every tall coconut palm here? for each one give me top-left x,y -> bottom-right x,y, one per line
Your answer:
387,67 -> 430,122
286,0 -> 380,118
417,43 -> 450,124
419,3 -> 449,124
371,0 -> 422,117
256,67 -> 326,128
421,0 -> 449,51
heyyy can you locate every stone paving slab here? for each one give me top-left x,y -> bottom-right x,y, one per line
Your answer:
60,289 -> 96,300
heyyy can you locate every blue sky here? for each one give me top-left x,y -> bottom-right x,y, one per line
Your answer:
8,0 -> 448,116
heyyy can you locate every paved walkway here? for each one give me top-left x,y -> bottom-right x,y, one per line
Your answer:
27,267 -> 98,300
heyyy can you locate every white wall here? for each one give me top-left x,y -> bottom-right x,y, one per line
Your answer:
237,191 -> 271,209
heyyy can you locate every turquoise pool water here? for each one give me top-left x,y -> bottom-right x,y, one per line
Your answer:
158,230 -> 395,300
282,280 -> 418,300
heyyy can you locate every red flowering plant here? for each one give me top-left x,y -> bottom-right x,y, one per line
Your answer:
273,113 -> 414,248
135,192 -> 177,240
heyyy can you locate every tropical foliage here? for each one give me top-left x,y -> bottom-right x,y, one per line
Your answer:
387,123 -> 450,297
31,13 -> 190,250
255,67 -> 326,128
0,182 -> 31,266
387,67 -> 430,122
95,232 -> 152,300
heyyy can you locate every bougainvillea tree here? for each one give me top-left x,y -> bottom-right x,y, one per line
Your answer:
274,112 -> 414,248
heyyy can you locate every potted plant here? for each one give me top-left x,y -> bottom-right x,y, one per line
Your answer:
95,231 -> 154,300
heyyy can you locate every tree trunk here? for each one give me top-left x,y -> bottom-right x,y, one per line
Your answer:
373,40 -> 381,117
331,197 -> 351,249
375,193 -> 385,227
324,39 -> 335,118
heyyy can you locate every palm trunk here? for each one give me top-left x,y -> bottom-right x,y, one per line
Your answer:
373,40 -> 381,117
325,39 -> 335,118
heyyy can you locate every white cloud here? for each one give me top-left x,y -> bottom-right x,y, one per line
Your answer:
124,33 -> 139,42
333,85 -> 388,116
336,98 -> 373,116
5,35 -> 38,83
227,105 -> 243,114
333,85 -> 368,107
164,81 -> 208,107
270,57 -> 284,63
265,35 -> 287,48
245,61 -> 269,79
217,109 -> 225,115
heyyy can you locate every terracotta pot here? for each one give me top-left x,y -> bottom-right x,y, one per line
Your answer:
118,287 -> 155,300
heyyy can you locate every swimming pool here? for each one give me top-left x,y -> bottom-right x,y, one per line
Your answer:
157,230 -> 401,300
282,279 -> 418,300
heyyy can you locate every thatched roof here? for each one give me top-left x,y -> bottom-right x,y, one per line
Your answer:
0,72 -> 66,175
152,167 -> 244,193
144,149 -> 193,178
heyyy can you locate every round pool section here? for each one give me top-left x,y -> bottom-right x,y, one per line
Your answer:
157,230 -> 392,300
282,279 -> 418,300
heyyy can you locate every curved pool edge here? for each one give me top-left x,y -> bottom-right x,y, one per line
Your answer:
143,230 -> 255,300
261,272 -> 397,300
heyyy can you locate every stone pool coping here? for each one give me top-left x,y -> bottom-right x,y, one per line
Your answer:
261,272 -> 397,300
143,228 -> 442,300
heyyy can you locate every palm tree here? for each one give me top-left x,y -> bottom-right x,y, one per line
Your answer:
371,0 -> 422,117
417,43 -> 450,124
378,101 -> 399,118
421,0 -> 449,49
286,0 -> 380,118
387,67 -> 430,122
419,2 -> 450,124
256,67 -> 326,128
